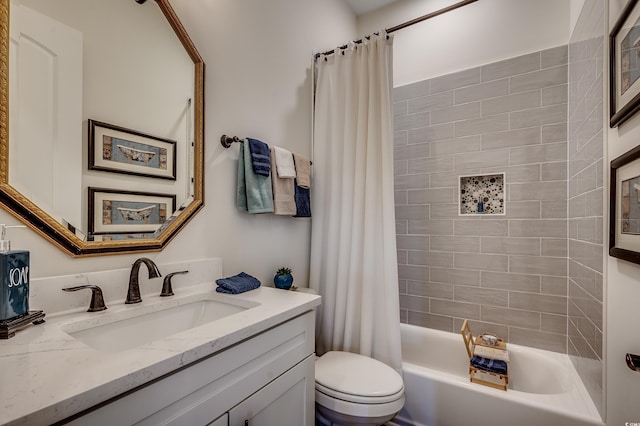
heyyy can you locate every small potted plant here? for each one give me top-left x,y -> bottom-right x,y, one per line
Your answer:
274,267 -> 294,290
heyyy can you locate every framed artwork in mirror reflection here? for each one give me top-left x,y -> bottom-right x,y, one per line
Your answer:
610,144 -> 640,265
88,119 -> 177,180
610,0 -> 640,127
88,187 -> 176,239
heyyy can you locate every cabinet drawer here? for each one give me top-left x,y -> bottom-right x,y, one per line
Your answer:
64,311 -> 315,425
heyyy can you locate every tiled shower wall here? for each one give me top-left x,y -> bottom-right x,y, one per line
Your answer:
394,45 -> 569,353
567,0 -> 605,415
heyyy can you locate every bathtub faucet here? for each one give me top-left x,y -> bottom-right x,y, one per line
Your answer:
126,257 -> 162,304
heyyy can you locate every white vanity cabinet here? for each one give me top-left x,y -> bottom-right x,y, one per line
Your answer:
63,311 -> 316,426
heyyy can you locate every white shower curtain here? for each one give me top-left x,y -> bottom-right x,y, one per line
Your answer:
310,32 -> 402,371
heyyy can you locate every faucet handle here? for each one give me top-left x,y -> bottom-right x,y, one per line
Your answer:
160,270 -> 189,297
62,285 -> 107,312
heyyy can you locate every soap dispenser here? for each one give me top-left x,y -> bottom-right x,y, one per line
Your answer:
0,224 -> 30,321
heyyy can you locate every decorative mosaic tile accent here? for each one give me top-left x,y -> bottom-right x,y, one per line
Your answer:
459,173 -> 505,215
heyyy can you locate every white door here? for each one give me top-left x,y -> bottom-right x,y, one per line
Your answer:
9,3 -> 83,229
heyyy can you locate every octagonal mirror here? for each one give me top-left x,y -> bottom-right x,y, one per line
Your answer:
0,0 -> 204,256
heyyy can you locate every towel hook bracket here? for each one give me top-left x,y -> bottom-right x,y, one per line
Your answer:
221,134 -> 242,149
627,353 -> 640,372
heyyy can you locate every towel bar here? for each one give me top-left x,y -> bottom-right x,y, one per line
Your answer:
220,134 -> 312,164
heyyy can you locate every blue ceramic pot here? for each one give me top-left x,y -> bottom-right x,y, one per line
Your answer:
274,273 -> 293,290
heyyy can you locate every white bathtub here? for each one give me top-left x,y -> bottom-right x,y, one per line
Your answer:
391,323 -> 604,426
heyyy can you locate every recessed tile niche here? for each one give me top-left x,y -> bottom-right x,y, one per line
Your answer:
459,173 -> 505,215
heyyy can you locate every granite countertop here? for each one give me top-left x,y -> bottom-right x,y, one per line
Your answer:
0,284 -> 320,425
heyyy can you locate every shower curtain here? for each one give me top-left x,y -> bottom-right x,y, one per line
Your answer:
310,32 -> 402,371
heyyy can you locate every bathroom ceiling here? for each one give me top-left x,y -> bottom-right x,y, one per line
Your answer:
344,0 -> 400,15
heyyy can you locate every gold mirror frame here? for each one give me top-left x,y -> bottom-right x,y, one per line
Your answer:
0,0 -> 204,257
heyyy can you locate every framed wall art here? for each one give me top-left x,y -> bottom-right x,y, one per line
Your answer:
88,119 -> 177,180
610,0 -> 640,127
610,144 -> 640,265
88,187 -> 176,237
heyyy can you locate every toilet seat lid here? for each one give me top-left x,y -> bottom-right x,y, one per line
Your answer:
315,351 -> 404,398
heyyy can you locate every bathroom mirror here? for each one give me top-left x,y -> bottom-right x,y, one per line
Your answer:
0,0 -> 204,256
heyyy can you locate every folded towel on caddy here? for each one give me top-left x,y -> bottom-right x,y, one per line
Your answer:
470,355 -> 508,375
215,272 -> 261,294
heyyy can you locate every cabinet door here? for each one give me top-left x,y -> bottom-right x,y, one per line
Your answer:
228,355 -> 315,426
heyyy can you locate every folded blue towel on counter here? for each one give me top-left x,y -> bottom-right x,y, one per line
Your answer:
470,356 -> 508,375
294,179 -> 311,218
215,272 -> 261,294
248,138 -> 271,176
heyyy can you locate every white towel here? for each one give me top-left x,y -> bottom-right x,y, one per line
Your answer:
274,146 -> 296,178
270,147 -> 296,215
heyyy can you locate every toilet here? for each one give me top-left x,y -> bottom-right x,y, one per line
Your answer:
314,351 -> 405,426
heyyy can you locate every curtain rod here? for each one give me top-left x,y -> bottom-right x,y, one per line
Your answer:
386,0 -> 478,33
314,0 -> 478,59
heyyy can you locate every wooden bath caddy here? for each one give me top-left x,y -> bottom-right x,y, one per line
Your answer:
460,320 -> 509,391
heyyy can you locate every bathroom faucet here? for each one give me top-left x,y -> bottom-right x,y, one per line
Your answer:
126,257 -> 162,304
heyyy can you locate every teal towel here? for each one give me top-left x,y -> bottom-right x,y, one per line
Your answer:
237,143 -> 248,211
237,139 -> 274,214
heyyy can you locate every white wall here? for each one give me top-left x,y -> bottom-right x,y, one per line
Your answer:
0,0 -> 356,290
606,1 -> 640,424
570,0 -> 587,34
357,0 -> 570,86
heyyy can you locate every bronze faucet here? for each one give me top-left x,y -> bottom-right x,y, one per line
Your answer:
126,258 -> 161,304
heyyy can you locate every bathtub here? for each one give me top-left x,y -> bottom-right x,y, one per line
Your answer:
391,323 -> 604,426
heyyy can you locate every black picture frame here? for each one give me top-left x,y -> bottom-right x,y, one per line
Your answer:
610,144 -> 640,264
88,119 -> 177,180
88,187 -> 176,238
610,0 -> 640,127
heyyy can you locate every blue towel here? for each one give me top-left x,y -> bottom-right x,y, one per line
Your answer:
216,272 -> 261,294
237,141 -> 274,214
294,179 -> 311,218
248,138 -> 271,176
470,356 -> 508,375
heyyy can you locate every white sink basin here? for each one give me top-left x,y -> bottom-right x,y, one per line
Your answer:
62,297 -> 254,353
